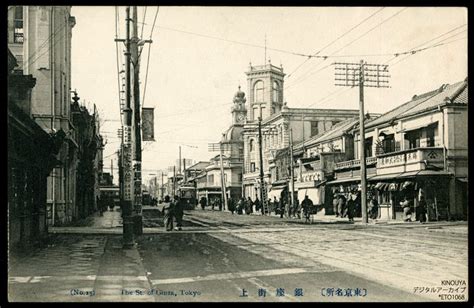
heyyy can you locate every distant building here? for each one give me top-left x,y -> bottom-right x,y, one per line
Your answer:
241,61 -> 360,202
72,92 -> 104,219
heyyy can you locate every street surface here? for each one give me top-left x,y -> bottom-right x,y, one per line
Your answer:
8,207 -> 468,302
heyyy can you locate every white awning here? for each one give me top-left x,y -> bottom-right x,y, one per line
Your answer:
297,188 -> 321,205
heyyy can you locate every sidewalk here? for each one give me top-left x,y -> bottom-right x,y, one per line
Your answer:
8,234 -> 154,302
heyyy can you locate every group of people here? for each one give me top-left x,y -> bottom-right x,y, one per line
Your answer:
197,195 -> 316,223
401,195 -> 427,223
161,195 -> 185,231
333,191 -> 379,222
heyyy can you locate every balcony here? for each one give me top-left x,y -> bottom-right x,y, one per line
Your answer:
335,157 -> 377,170
248,63 -> 284,73
376,147 -> 445,175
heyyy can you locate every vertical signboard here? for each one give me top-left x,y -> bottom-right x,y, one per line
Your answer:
123,125 -> 133,201
142,107 -> 155,141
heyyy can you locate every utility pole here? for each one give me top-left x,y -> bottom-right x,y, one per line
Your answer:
334,60 -> 390,224
219,135 -> 228,211
130,6 -> 143,236
289,128 -> 295,214
173,166 -> 176,197
183,158 -> 187,183
129,6 -> 151,235
257,117 -> 266,214
179,146 -> 182,175
115,6 -> 134,248
161,172 -> 164,201
208,140 -> 229,211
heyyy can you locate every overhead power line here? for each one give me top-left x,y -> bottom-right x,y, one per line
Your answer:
141,6 -> 159,107
287,7 -> 386,78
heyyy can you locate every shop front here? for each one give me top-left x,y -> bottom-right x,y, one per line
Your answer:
371,147 -> 451,221
371,171 -> 451,221
295,170 -> 332,214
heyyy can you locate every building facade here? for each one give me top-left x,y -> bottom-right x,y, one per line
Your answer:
8,6 -> 77,226
8,49 -> 57,249
328,79 -> 468,221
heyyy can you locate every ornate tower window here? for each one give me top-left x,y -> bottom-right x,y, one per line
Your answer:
11,6 -> 24,44
273,80 -> 280,102
254,80 -> 264,102
249,139 -> 254,152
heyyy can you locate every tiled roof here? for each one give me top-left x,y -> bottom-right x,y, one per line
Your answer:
452,84 -> 468,105
365,79 -> 468,129
188,161 -> 210,170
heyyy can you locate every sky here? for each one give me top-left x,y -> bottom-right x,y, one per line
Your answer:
70,6 -> 467,184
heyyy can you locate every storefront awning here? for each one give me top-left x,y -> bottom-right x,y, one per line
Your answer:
270,180 -> 288,189
327,176 -> 375,185
370,170 -> 451,181
268,188 -> 284,200
315,180 -> 328,188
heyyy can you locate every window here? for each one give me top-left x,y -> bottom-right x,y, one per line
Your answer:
426,124 -> 437,147
365,137 -> 373,157
272,81 -> 280,102
253,106 -> 259,120
250,162 -> 256,172
382,134 -> 395,153
254,81 -> 264,102
13,6 -> 23,43
207,174 -> 214,184
310,121 -> 319,137
249,139 -> 254,152
405,129 -> 421,149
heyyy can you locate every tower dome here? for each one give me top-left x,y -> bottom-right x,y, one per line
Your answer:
233,86 -> 246,104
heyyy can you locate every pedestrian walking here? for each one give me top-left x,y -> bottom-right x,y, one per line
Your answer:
254,197 -> 261,214
333,194 -> 340,217
162,195 -> 174,231
294,197 -> 301,219
301,195 -> 313,224
279,199 -> 285,218
401,197 -> 412,222
174,196 -> 184,231
199,196 -> 207,210
237,197 -> 244,215
417,196 -> 427,223
217,198 -> 222,211
246,197 -> 253,214
369,195 -> 379,220
273,196 -> 278,215
228,198 -> 236,214
346,192 -> 356,222
337,194 -> 347,218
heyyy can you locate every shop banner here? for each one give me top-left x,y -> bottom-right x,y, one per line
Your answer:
142,107 -> 155,141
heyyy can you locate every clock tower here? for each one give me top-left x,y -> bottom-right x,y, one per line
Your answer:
231,86 -> 248,125
246,60 -> 285,122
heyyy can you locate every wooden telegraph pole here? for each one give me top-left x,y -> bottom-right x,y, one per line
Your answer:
208,140 -> 229,211
334,60 -> 390,223
115,6 -> 134,248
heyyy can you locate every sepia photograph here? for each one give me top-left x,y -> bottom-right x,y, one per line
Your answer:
6,5 -> 468,303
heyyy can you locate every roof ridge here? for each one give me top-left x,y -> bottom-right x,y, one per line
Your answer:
447,79 -> 468,102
